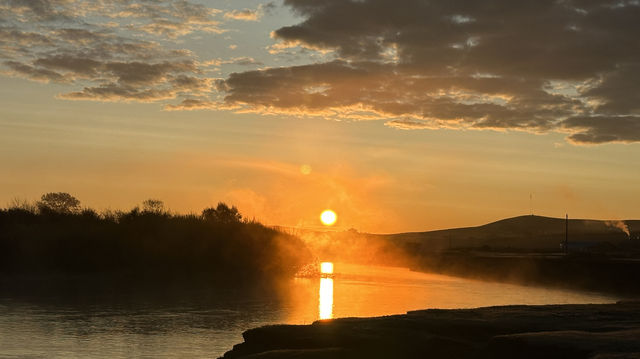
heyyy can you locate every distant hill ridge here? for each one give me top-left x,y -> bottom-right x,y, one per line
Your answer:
381,215 -> 640,251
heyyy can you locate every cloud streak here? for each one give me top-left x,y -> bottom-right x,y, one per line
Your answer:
224,3 -> 275,22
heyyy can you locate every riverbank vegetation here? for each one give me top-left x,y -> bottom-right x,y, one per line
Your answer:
0,193 -> 312,282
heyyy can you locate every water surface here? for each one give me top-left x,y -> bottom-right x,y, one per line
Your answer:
0,263 -> 619,358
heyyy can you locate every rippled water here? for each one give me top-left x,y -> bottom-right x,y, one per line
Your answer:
0,264 -> 619,358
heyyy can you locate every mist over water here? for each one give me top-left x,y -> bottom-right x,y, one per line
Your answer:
0,263 -> 618,358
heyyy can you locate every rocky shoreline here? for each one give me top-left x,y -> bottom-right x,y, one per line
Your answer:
221,301 -> 640,359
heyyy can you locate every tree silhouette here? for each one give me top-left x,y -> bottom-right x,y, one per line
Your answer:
202,202 -> 242,224
0,197 -> 311,280
142,199 -> 164,214
37,192 -> 81,214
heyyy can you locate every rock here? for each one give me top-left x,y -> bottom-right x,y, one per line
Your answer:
221,302 -> 640,359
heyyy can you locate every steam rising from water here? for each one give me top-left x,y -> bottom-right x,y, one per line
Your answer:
605,220 -> 630,238
298,230 -> 413,267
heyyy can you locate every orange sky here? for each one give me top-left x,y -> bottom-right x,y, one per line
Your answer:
1,0 -> 639,233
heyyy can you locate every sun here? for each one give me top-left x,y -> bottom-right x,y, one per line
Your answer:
320,210 -> 337,226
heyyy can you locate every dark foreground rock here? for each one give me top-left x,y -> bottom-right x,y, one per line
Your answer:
221,301 -> 640,359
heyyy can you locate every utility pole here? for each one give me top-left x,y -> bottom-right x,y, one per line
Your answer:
565,214 -> 569,254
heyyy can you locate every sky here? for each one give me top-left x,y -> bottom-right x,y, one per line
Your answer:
1,0 -> 639,233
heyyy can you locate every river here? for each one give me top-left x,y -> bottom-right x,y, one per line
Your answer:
0,263 -> 619,358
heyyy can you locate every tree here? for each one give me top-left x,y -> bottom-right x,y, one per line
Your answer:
37,192 -> 81,214
202,202 -> 242,224
142,199 -> 164,214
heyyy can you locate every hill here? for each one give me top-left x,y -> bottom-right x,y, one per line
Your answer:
277,215 -> 640,267
380,215 -> 639,253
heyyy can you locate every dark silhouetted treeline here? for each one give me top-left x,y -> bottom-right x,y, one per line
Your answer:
0,194 -> 312,282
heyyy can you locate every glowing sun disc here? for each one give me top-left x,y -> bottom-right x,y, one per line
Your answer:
320,210 -> 337,226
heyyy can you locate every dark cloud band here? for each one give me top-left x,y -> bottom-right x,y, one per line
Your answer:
219,0 -> 640,144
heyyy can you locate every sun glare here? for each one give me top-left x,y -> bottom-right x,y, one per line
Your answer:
319,277 -> 333,320
320,210 -> 337,226
300,164 -> 312,175
320,261 -> 334,274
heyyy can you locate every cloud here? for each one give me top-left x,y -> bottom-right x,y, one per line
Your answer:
224,3 -> 274,21
217,0 -> 640,144
225,9 -> 260,21
164,99 -> 220,111
582,64 -> 640,115
0,27 -> 53,49
0,0 -> 221,103
33,55 -> 102,78
201,57 -> 263,68
59,83 -> 176,102
104,61 -> 197,86
3,60 -> 69,83
219,60 -> 577,130
3,0 -> 639,144
3,0 -> 222,35
171,75 -> 212,92
385,120 -> 435,130
229,57 -> 264,66
563,116 -> 640,144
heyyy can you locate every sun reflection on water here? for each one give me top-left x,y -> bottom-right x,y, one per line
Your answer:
320,262 -> 334,275
319,277 -> 333,320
